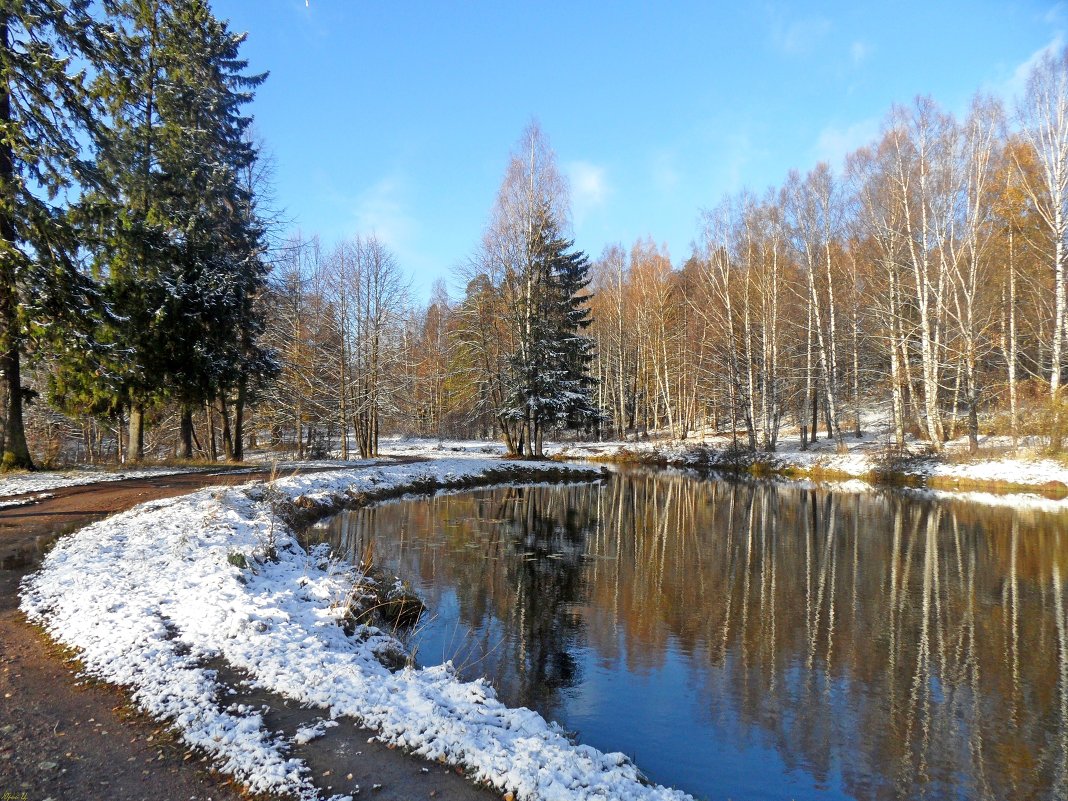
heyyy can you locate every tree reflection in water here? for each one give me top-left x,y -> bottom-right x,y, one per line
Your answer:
308,470 -> 1068,801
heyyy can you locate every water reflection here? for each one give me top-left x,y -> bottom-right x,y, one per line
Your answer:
308,471 -> 1068,801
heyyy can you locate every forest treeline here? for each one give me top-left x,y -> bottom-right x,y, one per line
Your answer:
398,54 -> 1068,458
8,1 -> 1068,465
334,51 -> 1068,459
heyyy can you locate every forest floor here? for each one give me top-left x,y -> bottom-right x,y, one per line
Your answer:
0,461 -> 502,801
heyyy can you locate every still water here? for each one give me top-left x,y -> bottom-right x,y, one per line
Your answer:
307,470 -> 1068,801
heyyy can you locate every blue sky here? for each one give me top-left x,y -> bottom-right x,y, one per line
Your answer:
212,0 -> 1066,300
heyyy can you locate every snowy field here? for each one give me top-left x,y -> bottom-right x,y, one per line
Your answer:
378,438 -> 508,458
21,457 -> 698,801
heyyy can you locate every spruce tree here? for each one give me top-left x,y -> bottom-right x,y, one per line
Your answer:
503,211 -> 599,456
0,1 -> 108,469
62,0 -> 175,461
73,0 -> 274,461
546,230 -> 599,431
154,0 -> 272,460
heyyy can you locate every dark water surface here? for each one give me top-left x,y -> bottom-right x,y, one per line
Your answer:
307,470 -> 1068,801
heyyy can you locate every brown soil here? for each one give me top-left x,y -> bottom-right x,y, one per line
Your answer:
0,462 -> 499,801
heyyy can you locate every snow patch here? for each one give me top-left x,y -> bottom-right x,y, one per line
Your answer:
549,434 -> 1068,504
0,491 -> 54,509
293,718 -> 339,746
0,459 -> 377,499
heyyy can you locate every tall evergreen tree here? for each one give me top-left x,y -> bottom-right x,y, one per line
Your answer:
548,228 -> 599,431
155,0 -> 273,460
463,123 -> 598,457
57,0 -> 175,461
67,0 -> 274,462
0,1 -> 107,469
503,210 -> 599,456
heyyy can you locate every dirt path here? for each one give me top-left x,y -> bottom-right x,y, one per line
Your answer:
0,462 -> 499,801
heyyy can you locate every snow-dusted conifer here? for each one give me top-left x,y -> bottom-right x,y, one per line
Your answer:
66,0 -> 275,461
152,0 -> 273,459
549,227 -> 600,432
463,123 -> 599,457
51,0 -> 177,461
499,204 -> 599,456
0,2 -> 108,470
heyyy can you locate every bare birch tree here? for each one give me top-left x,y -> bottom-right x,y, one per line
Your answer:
784,164 -> 848,453
948,95 -> 1003,453
1016,46 -> 1068,399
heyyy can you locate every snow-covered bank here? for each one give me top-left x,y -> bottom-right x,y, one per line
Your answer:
379,437 -> 507,458
551,437 -> 1068,494
375,435 -> 1068,511
21,457 -> 695,801
0,491 -> 54,509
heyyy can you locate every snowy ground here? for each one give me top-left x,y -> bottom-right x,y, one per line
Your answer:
21,457 -> 696,801
378,438 -> 508,458
0,465 -> 207,498
0,459 -> 375,500
378,432 -> 1068,512
561,436 -> 1068,511
381,429 -> 1068,484
0,491 -> 55,509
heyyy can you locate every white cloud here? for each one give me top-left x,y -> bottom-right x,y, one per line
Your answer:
565,160 -> 609,224
850,40 -> 871,65
991,35 -> 1065,102
331,172 -> 436,292
349,174 -> 416,251
718,131 -> 759,193
771,15 -> 831,56
812,117 -> 880,167
651,150 -> 680,194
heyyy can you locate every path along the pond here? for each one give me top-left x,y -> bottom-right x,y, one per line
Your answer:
0,461 -> 500,801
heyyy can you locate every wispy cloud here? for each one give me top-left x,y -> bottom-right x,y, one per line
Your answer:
565,160 -> 610,225
850,40 -> 871,65
343,173 -> 434,287
990,35 -> 1065,102
651,150 -> 680,195
770,14 -> 831,56
309,169 -> 444,296
720,131 -> 759,192
349,174 -> 416,251
812,118 -> 880,167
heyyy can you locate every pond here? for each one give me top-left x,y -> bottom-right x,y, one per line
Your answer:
305,469 -> 1068,801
